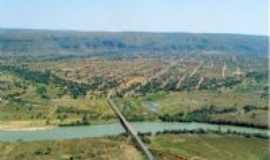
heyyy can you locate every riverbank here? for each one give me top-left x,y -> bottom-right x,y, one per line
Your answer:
0,120 -> 55,131
0,119 -> 119,131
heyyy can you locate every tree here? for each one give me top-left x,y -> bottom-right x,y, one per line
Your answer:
81,114 -> 90,125
36,84 -> 48,98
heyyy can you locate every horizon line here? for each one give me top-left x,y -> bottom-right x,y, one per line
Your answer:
0,27 -> 268,37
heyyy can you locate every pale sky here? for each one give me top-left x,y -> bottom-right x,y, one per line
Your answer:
0,0 -> 268,35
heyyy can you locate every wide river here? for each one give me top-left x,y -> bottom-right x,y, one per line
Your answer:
0,122 -> 269,142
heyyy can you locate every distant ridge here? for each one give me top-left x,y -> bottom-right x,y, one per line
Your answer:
0,28 -> 268,57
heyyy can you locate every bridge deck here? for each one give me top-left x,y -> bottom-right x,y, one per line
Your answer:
107,94 -> 155,160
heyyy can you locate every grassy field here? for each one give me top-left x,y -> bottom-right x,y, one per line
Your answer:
149,134 -> 270,160
0,137 -> 144,160
115,88 -> 268,127
0,71 -> 116,127
0,134 -> 268,160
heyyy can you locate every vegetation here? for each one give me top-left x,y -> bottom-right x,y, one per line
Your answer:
0,29 -> 268,160
0,133 -> 267,160
0,137 -> 144,160
0,29 -> 268,58
0,64 -> 92,98
149,134 -> 269,160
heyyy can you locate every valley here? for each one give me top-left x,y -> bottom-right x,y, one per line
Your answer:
0,29 -> 268,160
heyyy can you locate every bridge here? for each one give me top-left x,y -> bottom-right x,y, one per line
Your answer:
107,90 -> 155,160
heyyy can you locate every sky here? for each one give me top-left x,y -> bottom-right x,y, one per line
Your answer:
0,0 -> 268,35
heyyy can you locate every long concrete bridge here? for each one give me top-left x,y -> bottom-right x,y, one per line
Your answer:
107,90 -> 155,160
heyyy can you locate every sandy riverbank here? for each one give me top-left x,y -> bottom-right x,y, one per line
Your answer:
0,121 -> 55,131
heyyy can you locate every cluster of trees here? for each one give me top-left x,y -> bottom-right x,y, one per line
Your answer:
33,147 -> 52,156
135,75 -> 242,95
159,108 -> 268,129
137,81 -> 161,94
138,127 -> 269,140
35,84 -> 48,98
56,106 -> 93,115
159,105 -> 238,123
52,75 -> 92,98
178,75 -> 200,91
246,71 -> 268,82
55,106 -> 95,126
58,114 -> 90,127
136,76 -> 198,94
0,65 -> 51,84
89,76 -> 119,91
208,120 -> 269,129
0,64 -> 93,98
199,77 -> 241,90
159,109 -> 210,122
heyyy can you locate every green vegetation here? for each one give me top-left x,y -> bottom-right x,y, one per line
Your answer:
0,69 -> 115,126
116,88 -> 268,128
0,54 -> 268,128
0,133 -> 268,160
0,29 -> 268,160
0,137 -> 144,160
0,29 -> 268,57
0,64 -> 92,98
149,134 -> 269,160
35,84 -> 48,98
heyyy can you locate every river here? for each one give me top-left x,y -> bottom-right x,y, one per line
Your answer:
0,122 -> 269,142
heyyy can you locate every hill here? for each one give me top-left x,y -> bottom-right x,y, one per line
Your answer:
0,28 -> 268,57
